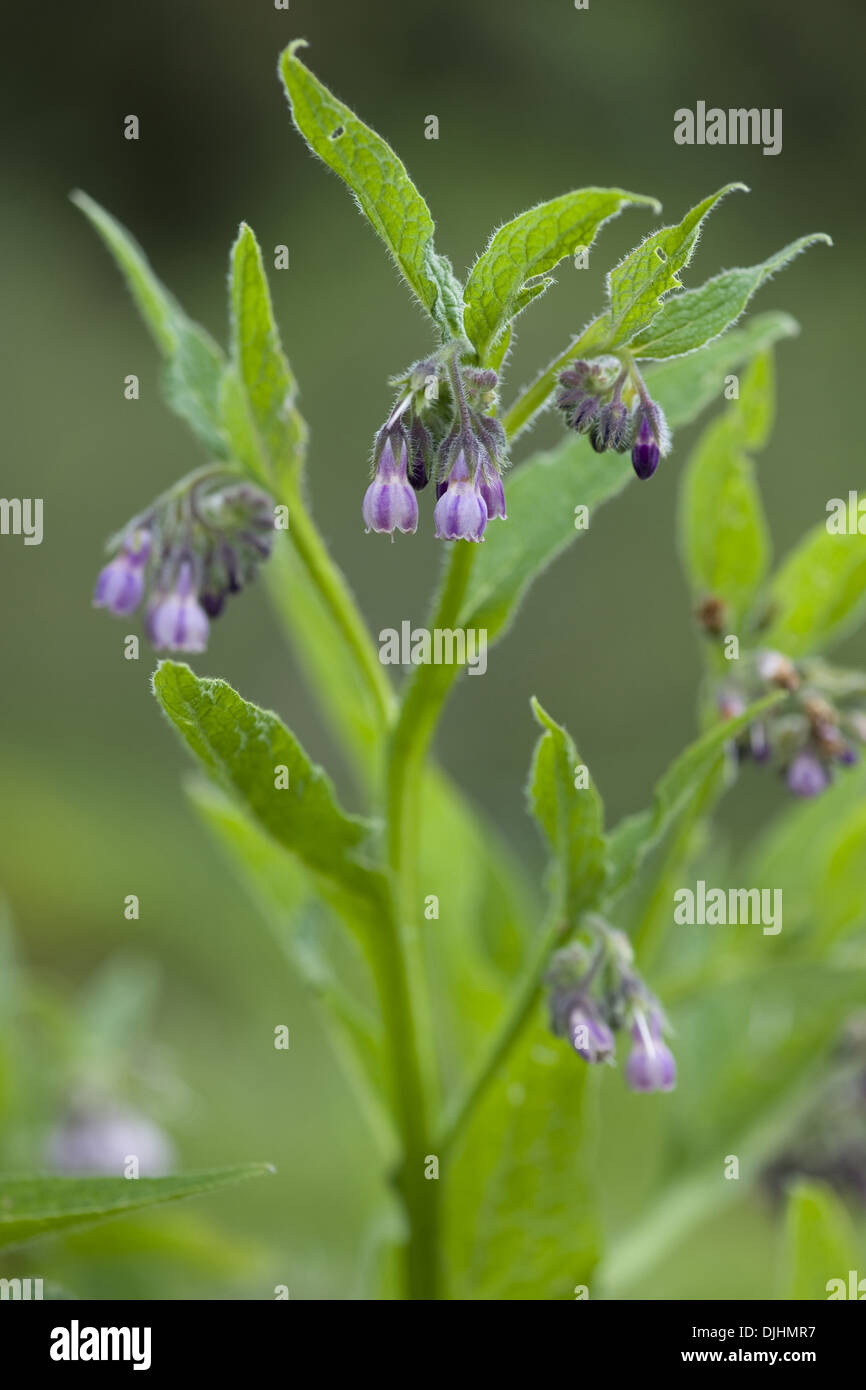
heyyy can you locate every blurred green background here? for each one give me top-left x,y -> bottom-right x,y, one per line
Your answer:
1,0 -> 865,1297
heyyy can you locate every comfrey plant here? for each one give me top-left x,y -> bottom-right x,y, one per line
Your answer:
65,40 -> 865,1299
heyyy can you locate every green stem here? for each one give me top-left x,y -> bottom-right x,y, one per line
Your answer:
382,538 -> 479,1298
285,486 -> 397,732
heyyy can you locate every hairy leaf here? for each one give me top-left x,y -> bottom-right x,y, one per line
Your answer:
782,1181 -> 860,1300
152,662 -> 388,938
72,191 -> 228,456
582,183 -> 746,352
227,223 -> 307,489
762,498 -> 866,657
527,698 -> 607,922
464,187 -> 659,364
0,1166 -> 271,1251
679,355 -> 774,624
445,1025 -> 599,1299
630,234 -> 830,360
279,41 -> 462,337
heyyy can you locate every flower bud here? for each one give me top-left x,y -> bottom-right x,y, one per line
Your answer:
93,528 -> 151,616
625,1010 -> 676,1093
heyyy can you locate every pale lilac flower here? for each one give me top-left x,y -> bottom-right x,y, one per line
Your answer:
787,750 -> 829,797
362,431 -> 418,536
625,1009 -> 677,1093
93,528 -> 151,616
434,448 -> 487,542
146,561 -> 209,653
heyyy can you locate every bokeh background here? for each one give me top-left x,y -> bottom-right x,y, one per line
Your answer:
1,0 -> 865,1297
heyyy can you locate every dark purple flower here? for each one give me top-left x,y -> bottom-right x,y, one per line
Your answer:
146,561 -> 209,653
591,400 -> 631,454
408,417 -> 434,492
362,431 -> 418,536
433,448 -> 487,542
625,1010 -> 677,1093
93,528 -> 151,616
787,750 -> 829,797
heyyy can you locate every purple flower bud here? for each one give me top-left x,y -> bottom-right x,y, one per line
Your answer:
407,418 -> 433,492
567,1003 -> 616,1064
434,449 -> 488,542
146,562 -> 209,653
93,528 -> 151,616
479,467 -> 507,521
591,400 -> 631,454
631,412 -> 660,480
838,744 -> 859,766
625,1011 -> 677,1093
786,750 -> 829,797
362,432 -> 419,536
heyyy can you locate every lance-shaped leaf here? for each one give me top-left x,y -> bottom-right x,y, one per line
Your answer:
152,662 -> 389,939
279,41 -> 462,337
471,318 -> 795,645
581,183 -> 746,353
782,1181 -> 860,1300
630,233 -> 830,360
226,222 -> 307,489
605,692 -> 785,902
464,187 -> 660,365
0,1166 -> 272,1251
527,698 -> 607,922
678,354 -> 773,625
761,498 -> 866,657
71,190 -> 228,457
444,1024 -> 599,1300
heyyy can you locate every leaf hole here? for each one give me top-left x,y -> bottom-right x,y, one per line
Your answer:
655,247 -> 667,262
331,126 -> 345,140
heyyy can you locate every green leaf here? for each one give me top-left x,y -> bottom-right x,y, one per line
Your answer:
642,310 -> 798,432
72,191 -> 228,456
444,1025 -> 599,1299
463,187 -> 659,365
782,1181 -> 860,1300
459,435 -> 633,641
477,323 -> 792,645
187,777 -> 396,1158
762,499 -> 866,657
678,358 -> 773,624
279,41 -> 462,337
630,234 -> 830,360
527,698 -> 607,922
151,661 -> 388,936
226,223 -> 307,490
583,183 -> 747,352
0,1165 -> 272,1251
605,693 -> 785,902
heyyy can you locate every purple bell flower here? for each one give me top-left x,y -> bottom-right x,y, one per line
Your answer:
146,561 -> 209,653
479,466 -> 507,521
93,528 -> 151,616
625,1009 -> 677,1093
567,1002 -> 616,1064
434,449 -> 488,542
787,750 -> 829,797
362,431 -> 418,536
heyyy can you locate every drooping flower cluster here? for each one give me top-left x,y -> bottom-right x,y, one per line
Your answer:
546,923 -> 676,1094
556,356 -> 671,481
93,471 -> 276,652
717,647 -> 865,798
362,351 -> 508,542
